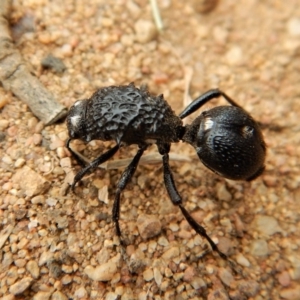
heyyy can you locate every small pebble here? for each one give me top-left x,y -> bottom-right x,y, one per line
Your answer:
32,291 -> 52,300
62,274 -> 72,285
254,215 -> 282,236
169,222 -> 179,232
278,271 -> 291,287
191,0 -> 219,13
15,258 -> 26,267
191,276 -> 206,289
84,260 -> 118,281
137,214 -> 162,239
183,266 -> 196,282
213,26 -> 228,44
157,236 -> 169,247
280,287 -> 300,300
32,133 -> 42,145
238,280 -> 259,297
38,32 -> 52,44
143,268 -> 154,281
250,239 -> 269,256
41,54 -> 66,73
12,166 -> 50,197
74,286 -> 88,298
105,292 -> 118,300
0,224 -> 14,249
162,246 -> 180,260
225,46 -> 243,66
217,184 -> 232,201
126,0 -> 141,19
14,158 -> 26,168
38,251 -> 53,266
218,268 -> 234,287
217,237 -> 232,255
51,291 -> 68,300
0,119 -> 9,130
31,195 -> 45,204
26,260 -> 40,279
207,287 -> 229,300
2,295 -> 15,300
2,155 -> 13,164
3,252 -> 14,268
263,174 -> 278,187
50,135 -> 65,150
0,95 -> 9,109
98,185 -> 109,204
153,267 -> 163,286
46,197 -> 58,206
236,253 -> 250,267
287,17 -> 300,36
9,277 -> 33,295
134,19 -> 157,44
287,255 -> 300,280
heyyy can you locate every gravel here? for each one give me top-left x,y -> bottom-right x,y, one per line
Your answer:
0,0 -> 299,299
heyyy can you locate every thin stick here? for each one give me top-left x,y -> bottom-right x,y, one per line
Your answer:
0,0 -> 67,125
69,150 -> 191,170
149,0 -> 163,31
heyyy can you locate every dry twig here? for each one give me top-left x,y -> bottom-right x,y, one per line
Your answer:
0,0 -> 67,124
70,149 -> 191,170
149,0 -> 163,31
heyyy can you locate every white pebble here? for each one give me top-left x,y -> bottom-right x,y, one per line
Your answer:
169,222 -> 179,232
98,185 -> 109,204
46,197 -> 58,206
84,260 -> 117,281
287,18 -> 300,36
2,155 -> 13,164
74,286 -> 88,298
225,46 -> 243,66
158,236 -> 169,247
134,19 -> 157,44
143,268 -> 154,281
236,253 -> 250,267
14,158 -> 26,168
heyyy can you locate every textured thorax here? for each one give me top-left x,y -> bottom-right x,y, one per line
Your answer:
67,84 -> 183,145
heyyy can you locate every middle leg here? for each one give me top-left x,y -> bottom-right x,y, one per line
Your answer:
112,144 -> 148,243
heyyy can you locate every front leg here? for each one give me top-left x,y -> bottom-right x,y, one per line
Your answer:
179,89 -> 241,120
66,138 -> 87,167
70,144 -> 119,191
112,145 -> 148,244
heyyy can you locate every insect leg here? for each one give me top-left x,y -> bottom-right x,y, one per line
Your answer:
179,89 -> 241,120
159,143 -> 228,261
66,138 -> 87,167
112,144 -> 148,243
71,144 -> 119,191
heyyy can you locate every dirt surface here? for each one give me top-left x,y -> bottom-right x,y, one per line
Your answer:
1,0 -> 300,299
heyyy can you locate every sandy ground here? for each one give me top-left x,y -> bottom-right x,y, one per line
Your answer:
1,0 -> 300,299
